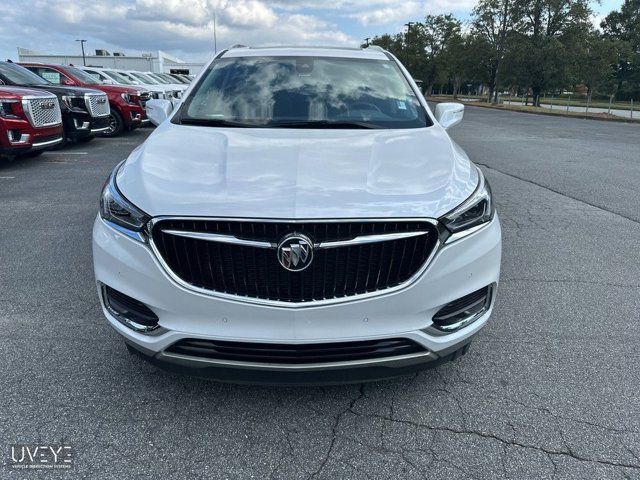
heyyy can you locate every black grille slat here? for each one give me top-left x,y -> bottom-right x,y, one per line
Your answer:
152,220 -> 439,303
166,338 -> 426,364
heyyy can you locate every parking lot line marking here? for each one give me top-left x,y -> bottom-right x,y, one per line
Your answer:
43,151 -> 88,155
0,176 -> 15,179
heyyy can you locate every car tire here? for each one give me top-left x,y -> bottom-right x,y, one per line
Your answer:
104,110 -> 125,137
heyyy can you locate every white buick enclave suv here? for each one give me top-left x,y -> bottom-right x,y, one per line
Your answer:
92,46 -> 501,384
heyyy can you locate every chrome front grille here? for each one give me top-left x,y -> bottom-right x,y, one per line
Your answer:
22,96 -> 62,128
84,93 -> 110,117
150,219 -> 441,306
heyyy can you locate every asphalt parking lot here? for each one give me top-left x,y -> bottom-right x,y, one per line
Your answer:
1,108 -> 639,479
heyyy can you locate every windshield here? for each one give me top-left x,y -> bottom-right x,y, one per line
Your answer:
148,73 -> 171,84
170,74 -> 189,84
104,70 -> 134,85
118,72 -> 141,84
0,62 -> 50,86
160,73 -> 180,83
66,66 -> 101,85
128,72 -> 154,85
179,56 -> 430,129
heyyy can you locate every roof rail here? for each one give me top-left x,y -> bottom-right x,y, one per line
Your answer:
365,45 -> 385,52
229,44 -> 248,49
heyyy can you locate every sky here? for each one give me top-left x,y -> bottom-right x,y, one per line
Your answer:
0,0 -> 624,64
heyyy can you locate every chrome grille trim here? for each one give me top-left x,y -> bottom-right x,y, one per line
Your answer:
21,95 -> 62,128
160,228 -> 431,250
84,93 -> 110,117
147,217 -> 443,308
161,229 -> 274,249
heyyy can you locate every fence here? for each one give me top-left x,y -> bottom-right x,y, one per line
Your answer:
434,94 -> 637,120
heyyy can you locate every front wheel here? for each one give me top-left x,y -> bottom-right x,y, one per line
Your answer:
103,110 -> 124,137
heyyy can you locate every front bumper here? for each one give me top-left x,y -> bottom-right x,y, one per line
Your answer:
118,104 -> 144,128
93,216 -> 501,383
0,122 -> 63,155
62,110 -> 94,140
89,115 -> 110,135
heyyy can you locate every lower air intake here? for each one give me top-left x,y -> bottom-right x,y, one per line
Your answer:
165,338 -> 426,364
103,285 -> 159,329
432,285 -> 493,331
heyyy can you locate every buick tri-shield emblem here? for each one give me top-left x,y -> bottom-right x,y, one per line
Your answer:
277,234 -> 314,272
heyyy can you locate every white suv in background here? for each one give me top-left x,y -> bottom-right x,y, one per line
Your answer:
124,71 -> 182,99
80,67 -> 170,100
93,46 -> 501,384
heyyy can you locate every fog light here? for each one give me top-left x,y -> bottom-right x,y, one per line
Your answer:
101,285 -> 160,333
7,130 -> 29,144
432,285 -> 494,332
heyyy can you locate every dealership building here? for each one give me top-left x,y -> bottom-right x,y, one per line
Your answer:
16,47 -> 206,75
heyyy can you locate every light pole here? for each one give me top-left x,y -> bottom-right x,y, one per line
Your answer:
404,22 -> 415,33
75,39 -> 87,66
213,10 -> 217,54
364,37 -> 371,47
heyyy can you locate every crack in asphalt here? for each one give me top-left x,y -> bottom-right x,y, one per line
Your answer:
345,410 -> 640,472
308,384 -> 366,479
475,162 -> 640,226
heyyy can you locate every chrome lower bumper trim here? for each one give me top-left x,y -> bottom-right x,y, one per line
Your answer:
31,136 -> 64,149
158,350 -> 438,372
91,126 -> 110,134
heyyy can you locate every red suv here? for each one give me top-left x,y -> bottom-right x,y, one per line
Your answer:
0,86 -> 64,159
20,63 -> 149,137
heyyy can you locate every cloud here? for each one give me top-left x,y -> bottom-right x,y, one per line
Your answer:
0,0 -> 486,62
354,1 -> 423,26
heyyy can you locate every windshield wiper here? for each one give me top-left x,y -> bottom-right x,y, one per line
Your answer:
271,120 -> 381,129
178,118 -> 383,129
179,118 -> 260,128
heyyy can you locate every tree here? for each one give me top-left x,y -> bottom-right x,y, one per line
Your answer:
575,32 -> 618,101
420,14 -> 462,96
445,33 -> 485,98
512,0 -> 592,106
601,0 -> 640,99
472,0 -> 518,103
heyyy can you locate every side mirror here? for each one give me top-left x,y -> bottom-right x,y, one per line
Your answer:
145,99 -> 173,126
434,103 -> 464,130
61,77 -> 76,86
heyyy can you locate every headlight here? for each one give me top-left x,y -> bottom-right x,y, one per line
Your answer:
100,162 -> 150,240
61,95 -> 76,109
121,92 -> 132,104
0,100 -> 19,118
440,166 -> 494,234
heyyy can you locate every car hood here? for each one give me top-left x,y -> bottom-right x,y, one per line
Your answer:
94,84 -> 140,94
117,123 -> 478,219
17,84 -> 105,98
0,86 -> 55,99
